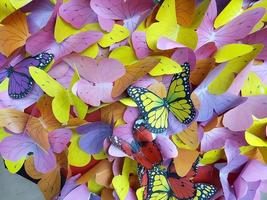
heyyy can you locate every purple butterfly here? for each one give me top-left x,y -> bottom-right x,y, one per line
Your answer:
0,52 -> 54,99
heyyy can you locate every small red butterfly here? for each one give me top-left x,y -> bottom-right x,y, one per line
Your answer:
109,126 -> 162,169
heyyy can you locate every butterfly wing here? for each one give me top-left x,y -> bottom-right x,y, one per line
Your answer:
167,160 -> 196,199
0,68 -> 8,83
133,126 -> 154,143
8,71 -> 34,99
7,53 -> 54,99
127,86 -> 168,133
110,135 -> 159,169
193,183 -> 217,200
29,67 -> 71,123
14,53 -> 54,74
145,166 -> 173,200
214,8 -> 265,47
167,63 -> 196,124
109,136 -> 134,157
139,142 -> 163,168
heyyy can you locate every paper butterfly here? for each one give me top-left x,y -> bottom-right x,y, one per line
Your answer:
128,63 -> 196,133
29,67 -> 87,124
0,52 -> 53,99
138,159 -> 217,200
109,125 -> 162,169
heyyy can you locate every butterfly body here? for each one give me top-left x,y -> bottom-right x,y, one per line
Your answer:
0,52 -> 54,99
128,63 -> 196,133
6,66 -> 15,77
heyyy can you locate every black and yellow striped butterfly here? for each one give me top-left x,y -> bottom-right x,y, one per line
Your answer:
138,160 -> 217,200
127,63 -> 196,133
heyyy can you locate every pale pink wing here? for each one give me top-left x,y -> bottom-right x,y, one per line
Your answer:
0,134 -> 56,173
49,128 -> 72,153
72,80 -> 114,106
25,18 -> 55,57
155,135 -> 178,160
26,1 -> 102,61
63,185 -> 91,200
33,148 -> 56,173
63,54 -> 96,81
123,107 -> 139,124
25,0 -> 59,55
201,127 -> 245,152
59,0 -> 97,29
0,135 -> 35,162
98,16 -> 114,32
196,0 -> 217,48
251,62 -> 267,84
171,47 -> 196,70
157,37 -> 185,50
27,29 -> 102,60
94,58 -> 125,82
64,31 -> 103,53
242,28 -> 267,60
49,61 -> 74,88
214,8 -> 265,47
0,85 -> 43,110
90,0 -> 153,19
131,31 -> 151,59
195,42 -> 217,60
64,55 -> 125,83
223,95 -> 267,132
90,0 -> 153,31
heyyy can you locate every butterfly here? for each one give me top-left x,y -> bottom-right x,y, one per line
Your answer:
109,125 -> 162,170
0,52 -> 54,99
29,66 -> 87,124
127,62 -> 196,133
138,158 -> 217,200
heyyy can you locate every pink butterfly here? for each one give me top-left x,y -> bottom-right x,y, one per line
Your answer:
63,54 -> 125,106
0,128 -> 71,173
90,0 -> 154,32
26,0 -> 103,61
197,0 -> 265,48
59,0 -> 98,29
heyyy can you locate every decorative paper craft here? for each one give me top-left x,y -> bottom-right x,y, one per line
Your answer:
0,52 -> 54,99
29,67 -> 88,123
64,54 -> 125,106
0,11 -> 30,57
0,1 -> 266,200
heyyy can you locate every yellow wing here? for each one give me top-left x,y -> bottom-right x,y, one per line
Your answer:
167,63 -> 196,124
127,86 -> 168,133
147,172 -> 170,200
193,183 -> 217,200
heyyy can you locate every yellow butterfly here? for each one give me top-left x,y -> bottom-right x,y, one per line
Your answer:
29,67 -> 87,124
128,63 -> 195,133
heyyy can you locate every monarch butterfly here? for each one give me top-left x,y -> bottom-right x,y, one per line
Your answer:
127,63 -> 196,133
138,158 -> 217,200
109,126 -> 162,169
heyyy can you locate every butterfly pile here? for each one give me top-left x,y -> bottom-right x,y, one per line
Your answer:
1,0 -> 267,199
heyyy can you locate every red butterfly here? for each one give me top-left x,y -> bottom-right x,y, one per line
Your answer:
109,126 -> 162,169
